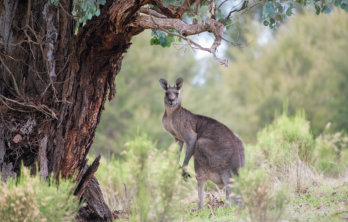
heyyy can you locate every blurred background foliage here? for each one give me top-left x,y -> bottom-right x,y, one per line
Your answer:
92,9 -> 348,156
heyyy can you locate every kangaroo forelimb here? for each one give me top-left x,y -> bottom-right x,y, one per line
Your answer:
175,138 -> 184,163
183,134 -> 196,167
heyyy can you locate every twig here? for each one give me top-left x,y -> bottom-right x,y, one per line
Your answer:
157,24 -> 227,66
218,0 -> 228,9
223,0 -> 248,24
0,94 -> 57,119
221,35 -> 242,47
207,203 -> 215,217
0,56 -> 23,98
0,96 -> 29,113
240,2 -> 263,15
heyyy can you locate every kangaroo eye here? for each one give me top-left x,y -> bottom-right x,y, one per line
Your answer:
165,92 -> 169,96
175,93 -> 179,96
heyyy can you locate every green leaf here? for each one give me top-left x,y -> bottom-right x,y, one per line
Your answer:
87,13 -> 93,20
286,3 -> 294,16
95,9 -> 100,16
97,0 -> 106,5
334,0 -> 342,6
166,34 -> 174,47
159,36 -> 168,47
263,2 -> 276,18
151,30 -> 156,36
263,20 -> 270,26
150,37 -> 160,45
274,2 -> 284,13
150,30 -> 176,48
276,14 -> 283,22
315,4 -> 321,14
322,5 -> 331,13
341,3 -> 348,11
296,0 -> 304,5
49,0 -> 59,6
82,2 -> 87,11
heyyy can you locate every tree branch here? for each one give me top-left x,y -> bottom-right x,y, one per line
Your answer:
140,7 -> 167,18
150,0 -> 196,18
132,0 -> 250,66
135,15 -> 228,66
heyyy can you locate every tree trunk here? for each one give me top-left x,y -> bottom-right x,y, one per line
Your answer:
0,0 -> 144,220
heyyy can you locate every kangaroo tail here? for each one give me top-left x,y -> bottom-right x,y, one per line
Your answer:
233,134 -> 245,168
239,142 -> 245,167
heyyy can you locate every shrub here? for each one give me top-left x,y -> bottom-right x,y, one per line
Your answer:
96,134 -> 194,221
257,111 -> 315,165
0,180 -> 40,222
0,167 -> 80,222
234,167 -> 288,222
314,124 -> 348,175
254,112 -> 319,192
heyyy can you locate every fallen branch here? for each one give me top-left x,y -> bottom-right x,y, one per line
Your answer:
74,155 -> 113,221
74,155 -> 101,198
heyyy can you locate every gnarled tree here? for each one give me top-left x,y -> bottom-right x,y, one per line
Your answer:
0,0 -> 345,221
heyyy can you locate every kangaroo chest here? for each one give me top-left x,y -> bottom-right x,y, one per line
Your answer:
162,115 -> 184,141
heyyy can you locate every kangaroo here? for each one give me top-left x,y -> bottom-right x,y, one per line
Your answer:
159,77 -> 245,209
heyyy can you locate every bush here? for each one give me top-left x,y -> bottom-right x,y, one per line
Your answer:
0,179 -> 40,222
234,112 -> 313,220
0,167 -> 79,222
314,123 -> 348,175
257,111 -> 315,165
234,167 -> 288,222
96,134 -> 194,221
253,112 -> 318,192
248,111 -> 348,194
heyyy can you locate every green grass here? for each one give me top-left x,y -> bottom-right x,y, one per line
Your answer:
183,206 -> 241,222
286,180 -> 348,222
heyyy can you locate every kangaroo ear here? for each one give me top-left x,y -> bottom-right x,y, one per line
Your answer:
175,77 -> 183,90
159,79 -> 169,90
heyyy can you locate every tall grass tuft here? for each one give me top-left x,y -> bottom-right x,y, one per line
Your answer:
0,167 -> 80,222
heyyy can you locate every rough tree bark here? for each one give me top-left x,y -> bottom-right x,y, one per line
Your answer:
0,0 -> 245,220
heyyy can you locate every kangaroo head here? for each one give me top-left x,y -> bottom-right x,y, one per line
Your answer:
159,78 -> 183,107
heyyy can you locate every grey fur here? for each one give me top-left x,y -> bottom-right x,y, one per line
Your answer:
159,78 -> 245,209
